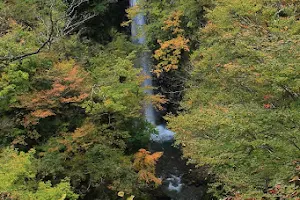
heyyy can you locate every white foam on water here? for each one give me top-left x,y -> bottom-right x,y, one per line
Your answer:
130,1 -> 185,197
166,175 -> 183,192
151,125 -> 175,142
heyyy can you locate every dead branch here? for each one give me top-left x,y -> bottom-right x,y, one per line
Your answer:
281,85 -> 299,99
67,0 -> 89,17
0,5 -> 54,62
289,139 -> 300,152
63,11 -> 97,36
63,0 -> 97,35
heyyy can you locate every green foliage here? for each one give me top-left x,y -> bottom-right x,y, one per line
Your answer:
140,0 -> 212,49
168,0 -> 300,198
0,148 -> 78,200
83,34 -> 144,118
124,0 -> 214,113
37,121 -> 149,199
0,1 -> 153,199
3,0 -> 300,199
0,63 -> 30,111
0,0 -> 65,57
124,118 -> 155,152
169,106 -> 300,198
0,0 -> 65,112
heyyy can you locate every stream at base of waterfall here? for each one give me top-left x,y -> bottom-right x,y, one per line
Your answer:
130,1 -> 213,199
129,0 -> 184,197
130,0 -> 210,199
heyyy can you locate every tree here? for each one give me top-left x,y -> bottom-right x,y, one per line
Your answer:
0,148 -> 78,200
133,149 -> 163,185
168,0 -> 300,198
0,1 -> 157,199
153,10 -> 189,76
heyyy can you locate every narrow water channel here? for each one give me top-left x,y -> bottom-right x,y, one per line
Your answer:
130,1 -> 210,199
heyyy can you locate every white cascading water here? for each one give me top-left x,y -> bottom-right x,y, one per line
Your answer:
130,0 -> 156,125
130,0 -> 183,195
130,0 -> 175,143
166,175 -> 183,192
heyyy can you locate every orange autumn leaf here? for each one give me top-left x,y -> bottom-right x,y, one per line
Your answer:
72,123 -> 95,139
16,60 -> 91,127
133,149 -> 163,185
30,109 -> 55,118
153,11 -> 189,76
146,94 -> 168,111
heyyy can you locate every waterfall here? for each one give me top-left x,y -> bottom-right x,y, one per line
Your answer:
130,0 -> 156,125
130,0 -> 175,142
129,2 -> 210,198
130,0 -> 184,197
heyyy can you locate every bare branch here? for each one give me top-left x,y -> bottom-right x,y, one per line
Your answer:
63,12 -> 97,36
67,0 -> 89,17
290,140 -> 300,152
63,0 -> 97,36
0,5 -> 54,62
281,85 -> 299,99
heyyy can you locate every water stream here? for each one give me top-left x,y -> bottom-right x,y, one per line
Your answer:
130,0 -> 156,125
130,0 -> 183,197
130,1 -> 211,199
130,0 -> 175,142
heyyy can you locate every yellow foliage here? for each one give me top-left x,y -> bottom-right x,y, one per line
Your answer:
121,5 -> 141,27
133,149 -> 163,185
153,11 -> 189,76
127,195 -> 135,200
201,21 -> 218,34
117,191 -> 125,197
71,123 -> 95,139
146,94 -> 168,110
30,109 -> 55,118
56,123 -> 96,154
162,10 -> 184,34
